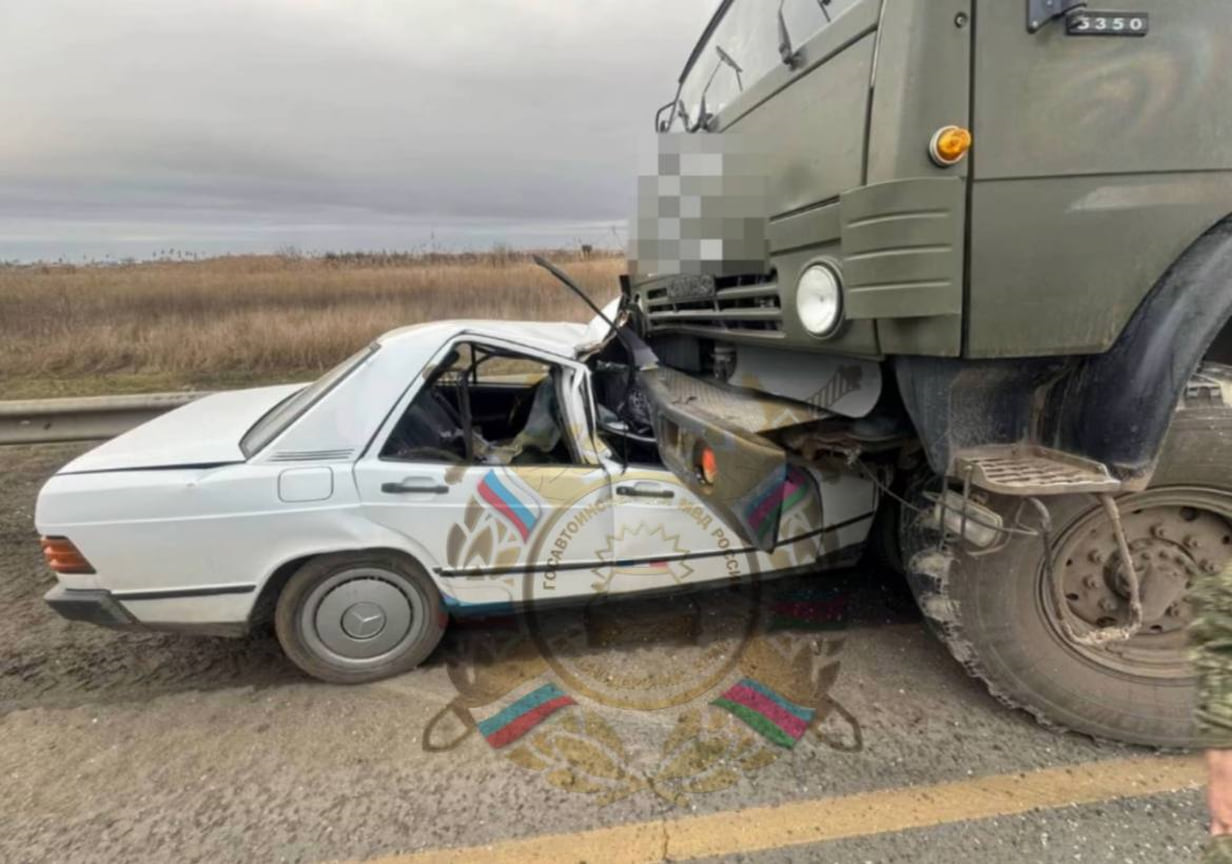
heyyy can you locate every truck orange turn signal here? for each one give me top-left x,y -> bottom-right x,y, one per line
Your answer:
699,446 -> 719,486
929,126 -> 972,167
41,536 -> 96,574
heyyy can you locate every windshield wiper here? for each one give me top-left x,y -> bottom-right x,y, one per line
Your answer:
779,0 -> 834,68
655,94 -> 694,133
675,99 -> 692,131
777,0 -> 801,68
688,43 -> 741,132
716,45 -> 744,92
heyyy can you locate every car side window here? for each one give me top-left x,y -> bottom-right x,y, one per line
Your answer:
381,342 -> 582,467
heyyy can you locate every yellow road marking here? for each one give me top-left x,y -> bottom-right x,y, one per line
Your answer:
349,755 -> 1202,864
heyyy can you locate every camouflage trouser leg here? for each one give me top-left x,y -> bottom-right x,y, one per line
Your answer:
1192,569 -> 1232,746
1193,566 -> 1232,862
1206,836 -> 1232,863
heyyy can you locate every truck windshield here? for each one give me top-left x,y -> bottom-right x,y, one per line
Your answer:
667,0 -> 856,132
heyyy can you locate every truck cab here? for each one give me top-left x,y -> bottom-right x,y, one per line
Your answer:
625,0 -> 1232,747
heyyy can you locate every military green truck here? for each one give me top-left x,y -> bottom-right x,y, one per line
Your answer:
619,0 -> 1232,747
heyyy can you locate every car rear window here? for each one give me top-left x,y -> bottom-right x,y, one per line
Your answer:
240,343 -> 379,457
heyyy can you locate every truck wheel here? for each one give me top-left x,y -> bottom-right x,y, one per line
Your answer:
904,364 -> 1232,747
275,551 -> 446,684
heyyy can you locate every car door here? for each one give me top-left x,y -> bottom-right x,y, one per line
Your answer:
352,336 -> 614,610
601,463 -> 731,597
603,455 -> 836,598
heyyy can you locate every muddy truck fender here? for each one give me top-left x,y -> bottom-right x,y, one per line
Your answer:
896,215 -> 1232,489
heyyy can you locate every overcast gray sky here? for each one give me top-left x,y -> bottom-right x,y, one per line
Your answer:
0,0 -> 714,261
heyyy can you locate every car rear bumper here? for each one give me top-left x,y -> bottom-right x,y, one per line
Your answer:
43,584 -> 252,637
44,584 -> 140,629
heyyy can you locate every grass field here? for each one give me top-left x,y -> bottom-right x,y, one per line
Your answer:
0,250 -> 623,399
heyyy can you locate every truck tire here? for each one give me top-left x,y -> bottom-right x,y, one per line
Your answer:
275,550 -> 446,684
904,363 -> 1232,747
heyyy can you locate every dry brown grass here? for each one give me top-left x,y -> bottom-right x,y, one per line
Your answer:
0,250 -> 624,398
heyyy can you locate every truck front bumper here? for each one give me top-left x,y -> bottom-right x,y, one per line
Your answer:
638,366 -> 834,552
44,584 -> 139,630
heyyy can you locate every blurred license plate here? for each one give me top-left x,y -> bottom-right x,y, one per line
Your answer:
1067,11 -> 1149,36
664,275 -> 716,303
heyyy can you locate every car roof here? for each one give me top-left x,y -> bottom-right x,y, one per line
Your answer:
376,313 -> 613,360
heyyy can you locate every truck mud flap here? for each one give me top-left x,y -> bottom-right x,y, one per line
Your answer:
638,367 -> 829,552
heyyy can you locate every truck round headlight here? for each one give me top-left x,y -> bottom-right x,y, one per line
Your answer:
796,263 -> 842,337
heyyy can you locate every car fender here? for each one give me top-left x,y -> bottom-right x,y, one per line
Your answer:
253,509 -> 451,605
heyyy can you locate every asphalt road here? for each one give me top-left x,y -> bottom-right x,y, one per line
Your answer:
0,444 -> 1210,864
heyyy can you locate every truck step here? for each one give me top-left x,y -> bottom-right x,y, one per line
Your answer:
951,445 -> 1121,496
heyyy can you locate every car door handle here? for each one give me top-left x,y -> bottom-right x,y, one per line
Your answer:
382,479 -> 449,495
616,484 -> 674,500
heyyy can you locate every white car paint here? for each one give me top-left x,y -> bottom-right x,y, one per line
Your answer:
36,310 -> 877,634
59,384 -> 303,474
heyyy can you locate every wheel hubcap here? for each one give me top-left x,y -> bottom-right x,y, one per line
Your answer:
302,569 -> 423,665
342,601 -> 387,640
1047,488 -> 1232,677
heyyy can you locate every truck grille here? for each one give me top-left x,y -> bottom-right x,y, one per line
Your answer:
644,276 -> 783,340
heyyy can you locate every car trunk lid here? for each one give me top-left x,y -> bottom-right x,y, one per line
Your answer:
57,384 -> 304,474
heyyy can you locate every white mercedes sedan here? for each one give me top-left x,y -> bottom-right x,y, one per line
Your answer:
37,308 -> 876,683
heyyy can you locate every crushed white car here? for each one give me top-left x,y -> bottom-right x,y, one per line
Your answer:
37,300 -> 878,683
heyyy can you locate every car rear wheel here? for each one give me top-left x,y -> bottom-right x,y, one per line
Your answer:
275,551 -> 446,684
904,363 -> 1232,747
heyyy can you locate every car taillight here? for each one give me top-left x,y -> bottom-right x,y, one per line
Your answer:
40,536 -> 95,574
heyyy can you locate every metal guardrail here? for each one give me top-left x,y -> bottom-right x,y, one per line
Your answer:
0,392 -> 210,445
